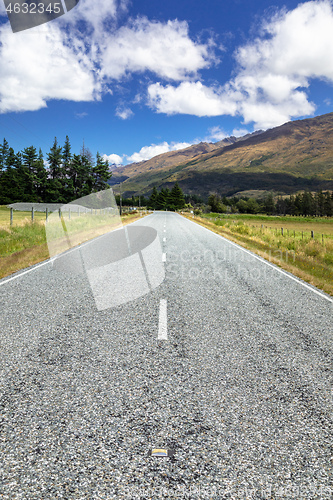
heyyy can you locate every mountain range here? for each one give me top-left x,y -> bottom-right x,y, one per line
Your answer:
109,112 -> 333,199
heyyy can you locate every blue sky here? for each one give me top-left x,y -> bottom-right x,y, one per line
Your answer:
0,0 -> 333,165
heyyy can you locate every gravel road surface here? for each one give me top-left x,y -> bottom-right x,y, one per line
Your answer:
0,211 -> 332,499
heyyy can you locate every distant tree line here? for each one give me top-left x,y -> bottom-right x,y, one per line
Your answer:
147,184 -> 186,211
114,194 -> 148,208
206,191 -> 333,216
0,137 -> 111,205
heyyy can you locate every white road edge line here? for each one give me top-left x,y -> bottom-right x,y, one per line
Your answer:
182,214 -> 333,304
162,253 -> 166,262
0,259 -> 51,287
158,299 -> 168,340
0,217 -> 145,288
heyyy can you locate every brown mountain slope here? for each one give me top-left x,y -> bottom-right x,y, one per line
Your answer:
110,142 -> 219,184
111,112 -> 333,198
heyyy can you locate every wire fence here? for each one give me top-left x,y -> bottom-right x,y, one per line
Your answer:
7,203 -> 118,225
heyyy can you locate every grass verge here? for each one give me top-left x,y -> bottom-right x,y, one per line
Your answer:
0,210 -> 146,280
182,213 -> 333,297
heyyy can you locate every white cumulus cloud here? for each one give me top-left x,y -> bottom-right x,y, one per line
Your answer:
103,153 -> 123,165
206,126 -> 227,142
148,81 -> 239,117
2,0 -> 333,129
0,2 -> 216,114
148,1 -> 333,129
61,0 -> 124,31
126,141 -> 191,163
0,23 -> 97,113
101,18 -> 215,82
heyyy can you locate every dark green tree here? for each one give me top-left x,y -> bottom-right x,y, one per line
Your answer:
276,196 -> 288,215
169,182 -> 185,210
314,190 -> 325,216
61,135 -> 73,201
236,199 -> 248,213
0,138 -> 9,174
301,191 -> 314,216
263,193 -> 275,214
324,191 -> 333,216
35,148 -> 47,202
156,188 -> 170,210
67,153 -> 93,199
46,137 -> 64,202
285,195 -> 295,215
0,148 -> 24,203
68,154 -> 81,198
47,137 -> 63,180
246,198 -> 260,214
21,145 -> 39,201
92,152 -> 112,192
62,135 -> 72,172
79,151 -> 94,196
148,186 -> 158,209
208,193 -> 226,213
294,193 -> 302,215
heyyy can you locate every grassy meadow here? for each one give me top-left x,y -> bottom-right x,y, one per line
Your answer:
184,212 -> 333,297
0,206 -> 144,280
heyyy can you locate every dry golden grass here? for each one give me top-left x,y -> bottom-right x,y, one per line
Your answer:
183,214 -> 333,297
0,207 -> 46,228
245,219 -> 333,236
0,244 -> 49,280
0,210 -> 146,280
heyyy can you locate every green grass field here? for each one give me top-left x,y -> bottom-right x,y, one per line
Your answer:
185,212 -> 333,297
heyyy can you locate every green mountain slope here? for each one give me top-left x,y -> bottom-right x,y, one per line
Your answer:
112,112 -> 333,198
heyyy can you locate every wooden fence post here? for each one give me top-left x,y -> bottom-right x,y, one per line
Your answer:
46,207 -> 48,223
10,208 -> 13,226
311,230 -> 314,239
31,207 -> 34,221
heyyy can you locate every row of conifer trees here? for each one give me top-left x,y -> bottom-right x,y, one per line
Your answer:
207,191 -> 333,216
146,184 -> 186,211
0,137 -> 111,205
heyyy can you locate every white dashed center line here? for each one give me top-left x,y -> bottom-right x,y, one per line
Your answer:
158,299 -> 168,340
163,237 -> 166,242
162,253 -> 166,262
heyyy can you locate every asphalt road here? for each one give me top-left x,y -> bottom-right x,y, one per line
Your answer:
0,211 -> 332,499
